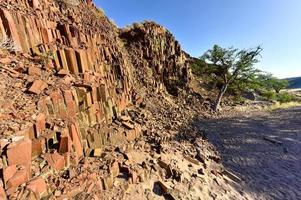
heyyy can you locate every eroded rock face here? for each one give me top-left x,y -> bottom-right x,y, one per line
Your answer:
0,0 -> 192,198
120,22 -> 191,96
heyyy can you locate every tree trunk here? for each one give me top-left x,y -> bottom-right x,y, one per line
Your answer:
213,83 -> 228,111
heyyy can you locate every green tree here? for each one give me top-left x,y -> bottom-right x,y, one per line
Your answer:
201,45 -> 262,111
258,73 -> 288,93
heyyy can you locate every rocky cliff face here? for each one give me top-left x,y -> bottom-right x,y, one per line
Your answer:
120,22 -> 190,96
0,0 -> 191,198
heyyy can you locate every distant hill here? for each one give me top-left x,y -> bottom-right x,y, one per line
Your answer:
285,77 -> 301,89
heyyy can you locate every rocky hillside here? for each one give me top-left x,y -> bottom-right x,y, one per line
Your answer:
120,22 -> 190,96
0,0 -> 190,198
0,0 -> 250,199
286,76 -> 301,89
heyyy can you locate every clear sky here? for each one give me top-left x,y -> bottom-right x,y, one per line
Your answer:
95,0 -> 301,78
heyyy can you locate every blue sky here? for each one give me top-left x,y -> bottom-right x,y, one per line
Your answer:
95,0 -> 301,78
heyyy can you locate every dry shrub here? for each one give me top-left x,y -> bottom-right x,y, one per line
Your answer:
57,0 -> 80,6
0,35 -> 20,52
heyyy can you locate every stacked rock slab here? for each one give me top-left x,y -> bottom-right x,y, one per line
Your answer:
0,0 -> 135,196
0,0 -> 191,197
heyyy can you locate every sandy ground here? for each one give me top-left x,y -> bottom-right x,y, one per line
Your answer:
198,107 -> 301,200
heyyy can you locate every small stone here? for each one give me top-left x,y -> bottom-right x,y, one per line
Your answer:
122,121 -> 134,129
120,115 -> 131,122
93,148 -> 102,157
184,156 -> 200,165
28,80 -> 47,95
222,170 -> 241,183
28,66 -> 41,76
54,190 -> 62,196
57,69 -> 69,77
110,161 -> 119,177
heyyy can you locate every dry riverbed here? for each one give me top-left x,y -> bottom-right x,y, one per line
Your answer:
198,106 -> 301,200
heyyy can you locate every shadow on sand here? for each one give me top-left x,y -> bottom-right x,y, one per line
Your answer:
174,107 -> 301,200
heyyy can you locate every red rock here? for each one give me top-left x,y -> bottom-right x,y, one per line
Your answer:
122,121 -> 134,130
50,90 -> 68,117
63,152 -> 70,168
24,124 -> 36,139
0,187 -> 7,200
63,90 -> 76,115
6,168 -> 29,188
7,139 -> 32,166
32,138 -> 46,158
26,178 -> 47,197
110,161 -> 119,177
70,124 -> 83,157
49,90 -> 62,113
95,180 -> 103,191
98,84 -> 108,101
120,115 -> 131,122
75,49 -> 89,73
37,97 -> 48,114
119,94 -> 128,111
57,50 -> 69,70
65,48 -> 79,74
3,165 -> 17,186
45,152 -> 65,171
28,66 -> 41,76
59,132 -> 72,154
57,69 -> 69,76
31,0 -> 40,9
40,28 -> 51,44
35,113 -> 46,137
0,9 -> 22,51
28,80 -> 47,95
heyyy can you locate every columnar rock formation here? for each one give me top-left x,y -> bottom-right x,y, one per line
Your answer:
120,22 -> 190,95
0,0 -> 191,198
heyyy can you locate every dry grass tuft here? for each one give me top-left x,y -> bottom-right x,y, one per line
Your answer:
57,0 -> 80,6
0,35 -> 20,52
